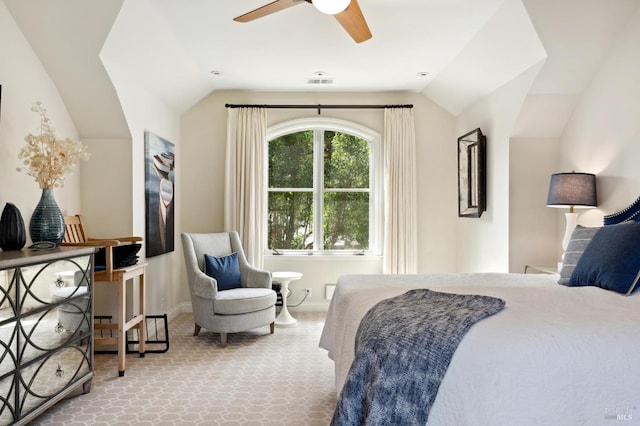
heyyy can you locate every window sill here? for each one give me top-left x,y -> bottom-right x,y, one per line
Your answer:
264,253 -> 382,262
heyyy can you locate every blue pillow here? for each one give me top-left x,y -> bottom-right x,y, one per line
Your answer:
204,252 -> 241,291
569,222 -> 640,295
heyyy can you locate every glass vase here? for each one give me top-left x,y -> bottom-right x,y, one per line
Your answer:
29,188 -> 65,246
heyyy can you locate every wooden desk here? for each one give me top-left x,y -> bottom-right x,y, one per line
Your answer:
94,262 -> 147,377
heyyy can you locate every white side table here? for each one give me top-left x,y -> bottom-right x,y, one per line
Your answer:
272,271 -> 303,327
524,265 -> 558,274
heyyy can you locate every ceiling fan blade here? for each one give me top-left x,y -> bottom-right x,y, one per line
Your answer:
234,0 -> 306,23
333,0 -> 372,43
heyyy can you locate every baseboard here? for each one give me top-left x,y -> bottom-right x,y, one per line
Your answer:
176,301 -> 193,314
166,303 -> 187,321
288,301 -> 330,313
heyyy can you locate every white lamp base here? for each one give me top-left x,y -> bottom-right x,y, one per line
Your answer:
562,212 -> 579,251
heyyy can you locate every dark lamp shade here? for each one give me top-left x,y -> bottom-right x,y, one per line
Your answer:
546,172 -> 597,208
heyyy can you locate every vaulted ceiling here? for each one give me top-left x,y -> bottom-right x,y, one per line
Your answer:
5,0 -> 639,139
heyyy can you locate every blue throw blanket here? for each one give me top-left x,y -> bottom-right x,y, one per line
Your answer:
331,289 -> 505,426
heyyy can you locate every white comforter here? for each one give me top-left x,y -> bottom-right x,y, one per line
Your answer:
319,273 -> 640,426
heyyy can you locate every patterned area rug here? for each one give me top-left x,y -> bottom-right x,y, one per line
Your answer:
32,312 -> 337,425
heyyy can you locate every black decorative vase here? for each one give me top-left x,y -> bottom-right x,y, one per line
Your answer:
0,203 -> 27,250
29,188 -> 65,246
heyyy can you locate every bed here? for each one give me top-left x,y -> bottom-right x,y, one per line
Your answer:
319,196 -> 640,426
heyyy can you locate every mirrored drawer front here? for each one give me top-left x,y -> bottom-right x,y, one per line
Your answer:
6,255 -> 91,316
18,304 -> 91,366
18,345 -> 92,417
0,320 -> 18,377
0,374 -> 17,425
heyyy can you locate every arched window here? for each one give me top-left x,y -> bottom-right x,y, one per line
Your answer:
266,118 -> 382,255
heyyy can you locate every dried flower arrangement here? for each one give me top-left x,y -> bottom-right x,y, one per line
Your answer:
17,102 -> 89,189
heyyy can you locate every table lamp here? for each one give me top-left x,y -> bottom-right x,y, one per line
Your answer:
546,171 -> 597,251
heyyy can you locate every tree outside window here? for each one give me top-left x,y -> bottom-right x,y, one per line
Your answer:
268,128 -> 371,252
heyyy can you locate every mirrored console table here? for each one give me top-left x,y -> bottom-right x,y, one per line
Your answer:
0,247 -> 95,425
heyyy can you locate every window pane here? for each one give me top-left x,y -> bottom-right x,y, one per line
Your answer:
269,131 -> 313,188
324,131 -> 369,189
323,192 -> 369,250
268,192 -> 314,250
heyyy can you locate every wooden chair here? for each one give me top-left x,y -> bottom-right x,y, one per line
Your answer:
62,214 -> 142,282
61,214 -> 147,376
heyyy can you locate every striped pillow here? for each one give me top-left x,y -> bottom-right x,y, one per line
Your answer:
558,225 -> 599,286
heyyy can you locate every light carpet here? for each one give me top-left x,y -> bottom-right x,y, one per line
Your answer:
32,312 -> 337,425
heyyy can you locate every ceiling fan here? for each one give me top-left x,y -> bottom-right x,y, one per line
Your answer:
234,0 -> 372,43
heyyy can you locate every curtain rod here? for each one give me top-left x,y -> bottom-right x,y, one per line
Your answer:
225,103 -> 413,115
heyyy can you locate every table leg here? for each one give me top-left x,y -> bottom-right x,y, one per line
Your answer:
275,279 -> 298,327
138,271 -> 146,357
117,277 -> 126,377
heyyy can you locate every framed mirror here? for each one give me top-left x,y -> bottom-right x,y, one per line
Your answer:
458,128 -> 486,218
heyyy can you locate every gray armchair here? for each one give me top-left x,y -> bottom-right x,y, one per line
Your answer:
181,231 -> 276,347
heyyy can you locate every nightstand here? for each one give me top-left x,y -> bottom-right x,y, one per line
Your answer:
524,265 -> 558,274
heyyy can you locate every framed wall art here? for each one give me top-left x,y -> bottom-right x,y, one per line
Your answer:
457,128 -> 486,218
144,131 -> 175,257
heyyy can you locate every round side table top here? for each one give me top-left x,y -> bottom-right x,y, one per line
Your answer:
272,271 -> 303,281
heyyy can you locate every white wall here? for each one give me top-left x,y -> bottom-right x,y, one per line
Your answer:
0,0 -> 183,323
80,138 -> 132,236
507,6 -> 640,268
509,137 -> 560,272
558,5 -> 640,227
181,90 -> 457,310
0,2 -> 82,242
444,1 -> 640,274
93,0 -> 184,320
10,0 -> 637,316
455,61 -> 544,272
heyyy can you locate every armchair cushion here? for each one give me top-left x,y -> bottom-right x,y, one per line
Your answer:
214,287 -> 277,315
205,252 -> 241,291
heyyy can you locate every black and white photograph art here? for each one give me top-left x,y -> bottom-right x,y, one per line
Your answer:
144,130 -> 175,257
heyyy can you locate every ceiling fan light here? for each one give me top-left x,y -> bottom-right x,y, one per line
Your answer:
312,0 -> 351,15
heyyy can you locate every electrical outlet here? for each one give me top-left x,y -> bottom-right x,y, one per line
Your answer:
305,288 -> 312,297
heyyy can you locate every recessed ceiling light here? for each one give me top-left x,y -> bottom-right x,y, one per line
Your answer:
417,71 -> 430,77
210,70 -> 223,76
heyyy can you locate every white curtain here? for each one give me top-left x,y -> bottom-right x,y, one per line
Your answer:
224,107 -> 267,268
383,107 -> 418,274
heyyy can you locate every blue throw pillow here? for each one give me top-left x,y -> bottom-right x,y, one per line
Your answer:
569,222 -> 640,295
204,252 -> 241,291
